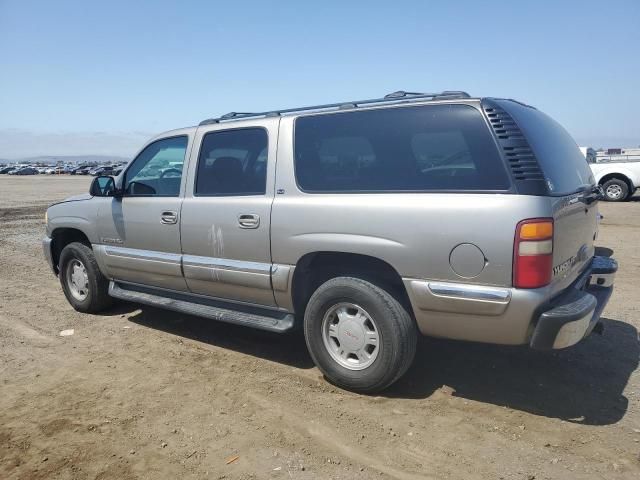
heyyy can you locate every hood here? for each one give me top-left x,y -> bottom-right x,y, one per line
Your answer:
49,192 -> 93,207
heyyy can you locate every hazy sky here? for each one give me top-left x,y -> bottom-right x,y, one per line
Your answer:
1,0 -> 639,159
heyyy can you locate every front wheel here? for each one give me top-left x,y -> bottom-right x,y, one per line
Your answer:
59,242 -> 112,313
304,277 -> 417,393
602,179 -> 629,202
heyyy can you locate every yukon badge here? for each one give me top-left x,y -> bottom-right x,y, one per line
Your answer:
553,244 -> 588,277
100,237 -> 123,245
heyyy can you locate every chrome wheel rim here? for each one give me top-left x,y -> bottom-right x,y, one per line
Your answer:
606,184 -> 623,199
321,302 -> 380,370
67,259 -> 89,301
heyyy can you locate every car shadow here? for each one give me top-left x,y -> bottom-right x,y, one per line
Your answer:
123,302 -> 637,426
125,304 -> 315,370
385,317 -> 638,425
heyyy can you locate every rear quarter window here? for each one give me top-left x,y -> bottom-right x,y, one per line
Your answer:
294,104 -> 510,193
497,100 -> 594,195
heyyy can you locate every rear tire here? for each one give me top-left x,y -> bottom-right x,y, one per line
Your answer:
303,276 -> 417,393
59,242 -> 112,313
602,178 -> 628,202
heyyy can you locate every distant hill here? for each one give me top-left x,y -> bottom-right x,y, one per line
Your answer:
13,155 -> 130,165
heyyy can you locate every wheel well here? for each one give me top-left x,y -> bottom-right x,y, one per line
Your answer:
291,252 -> 413,319
599,173 -> 634,192
51,228 -> 91,273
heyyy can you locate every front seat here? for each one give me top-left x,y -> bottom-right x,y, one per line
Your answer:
200,156 -> 245,194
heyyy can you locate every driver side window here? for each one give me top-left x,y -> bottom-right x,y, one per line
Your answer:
124,136 -> 188,196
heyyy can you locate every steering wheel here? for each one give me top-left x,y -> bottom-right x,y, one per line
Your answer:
159,168 -> 181,179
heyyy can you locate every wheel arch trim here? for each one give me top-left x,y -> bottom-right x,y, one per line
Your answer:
48,226 -> 94,274
287,250 -> 412,316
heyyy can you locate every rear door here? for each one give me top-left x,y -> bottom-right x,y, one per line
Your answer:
180,118 -> 279,306
499,100 -> 598,289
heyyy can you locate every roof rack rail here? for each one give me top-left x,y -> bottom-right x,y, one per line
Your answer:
199,90 -> 472,126
220,112 -> 254,120
384,90 -> 425,99
384,90 -> 471,99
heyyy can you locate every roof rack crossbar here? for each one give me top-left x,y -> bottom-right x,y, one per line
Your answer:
198,90 -> 471,125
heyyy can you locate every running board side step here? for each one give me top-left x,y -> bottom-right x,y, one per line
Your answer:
108,281 -> 295,333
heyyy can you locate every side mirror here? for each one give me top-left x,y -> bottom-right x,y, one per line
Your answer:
90,175 -> 118,197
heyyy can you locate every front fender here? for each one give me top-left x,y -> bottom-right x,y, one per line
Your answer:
46,199 -> 99,243
47,216 -> 98,244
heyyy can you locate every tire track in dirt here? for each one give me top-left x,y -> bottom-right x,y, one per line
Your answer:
0,314 -> 52,346
246,391 -> 436,480
0,205 -> 48,222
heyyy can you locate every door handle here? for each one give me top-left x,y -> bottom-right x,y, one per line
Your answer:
160,210 -> 178,225
238,214 -> 260,229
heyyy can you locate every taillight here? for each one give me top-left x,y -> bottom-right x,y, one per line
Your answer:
513,218 -> 554,289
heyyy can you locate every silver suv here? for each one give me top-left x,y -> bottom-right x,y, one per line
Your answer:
43,91 -> 617,392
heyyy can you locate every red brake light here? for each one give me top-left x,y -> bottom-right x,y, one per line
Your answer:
513,218 -> 554,289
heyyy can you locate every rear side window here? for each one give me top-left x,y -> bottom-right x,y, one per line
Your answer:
294,104 -> 510,192
497,100 -> 594,195
195,128 -> 268,196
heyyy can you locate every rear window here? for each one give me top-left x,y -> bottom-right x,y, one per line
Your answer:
497,100 -> 594,195
294,104 -> 510,192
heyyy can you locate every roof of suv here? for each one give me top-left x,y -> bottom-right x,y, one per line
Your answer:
198,90 -> 480,126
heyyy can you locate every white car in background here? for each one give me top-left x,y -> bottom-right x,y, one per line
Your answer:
581,147 -> 640,201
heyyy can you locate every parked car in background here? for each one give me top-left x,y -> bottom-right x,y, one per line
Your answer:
77,166 -> 94,175
582,147 -> 640,201
70,165 -> 89,175
10,166 -> 39,175
89,166 -> 115,176
44,90 -> 617,393
0,166 -> 17,174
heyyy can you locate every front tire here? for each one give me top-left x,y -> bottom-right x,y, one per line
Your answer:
304,277 -> 417,393
602,178 -> 629,202
59,242 -> 112,313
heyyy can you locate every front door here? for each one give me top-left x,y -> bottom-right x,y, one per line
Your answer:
180,119 -> 279,306
95,134 -> 191,291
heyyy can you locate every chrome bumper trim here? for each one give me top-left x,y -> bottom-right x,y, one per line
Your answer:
405,279 -> 512,318
428,282 -> 512,302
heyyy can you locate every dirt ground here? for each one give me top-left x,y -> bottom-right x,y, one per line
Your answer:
1,175 -> 639,480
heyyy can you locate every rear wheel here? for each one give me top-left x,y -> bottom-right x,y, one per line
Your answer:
304,276 -> 417,393
602,178 -> 628,202
59,242 -> 112,313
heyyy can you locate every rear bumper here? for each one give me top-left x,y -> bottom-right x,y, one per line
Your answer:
404,255 -> 617,346
529,256 -> 617,350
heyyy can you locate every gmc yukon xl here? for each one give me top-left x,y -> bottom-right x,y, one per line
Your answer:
43,90 -> 617,392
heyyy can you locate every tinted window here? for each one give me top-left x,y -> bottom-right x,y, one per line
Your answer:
497,100 -> 594,195
294,104 -> 509,192
124,136 -> 187,196
196,128 -> 268,196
